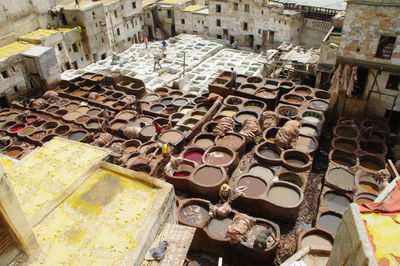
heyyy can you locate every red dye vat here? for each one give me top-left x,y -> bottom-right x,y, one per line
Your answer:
11,125 -> 25,132
184,151 -> 203,162
173,171 -> 191,177
26,117 -> 37,123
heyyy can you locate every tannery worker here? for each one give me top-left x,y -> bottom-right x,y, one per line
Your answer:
230,67 -> 237,89
154,55 -> 162,70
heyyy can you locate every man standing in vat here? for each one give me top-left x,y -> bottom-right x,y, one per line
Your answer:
230,67 -> 237,90
154,54 -> 162,71
144,36 -> 149,49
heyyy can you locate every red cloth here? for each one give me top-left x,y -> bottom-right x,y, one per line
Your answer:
359,179 -> 400,216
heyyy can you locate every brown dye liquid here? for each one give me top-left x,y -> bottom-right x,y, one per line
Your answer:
7,149 -> 22,157
192,114 -> 204,119
238,176 -> 267,197
356,197 -> 374,205
87,121 -> 99,128
95,96 -> 106,102
47,107 -> 58,113
160,131 -> 182,143
221,110 -> 236,116
179,204 -> 209,226
204,151 -> 232,166
257,91 -> 275,98
125,146 -> 137,152
360,160 -> 382,171
77,107 -> 89,113
114,105 -> 124,109
318,214 -> 341,234
87,109 -> 101,116
335,141 -> 356,152
359,182 -> 379,193
141,125 -> 156,136
296,136 -> 316,152
337,127 -> 357,138
31,131 -> 46,140
63,112 -> 81,121
327,168 -> 355,189
323,193 -> 351,212
216,135 -> 243,151
111,122 -> 125,130
206,217 -> 233,239
295,89 -> 310,95
286,158 -> 305,167
248,166 -> 274,180
193,166 -> 223,185
77,116 -> 90,123
301,234 -> 332,249
117,113 -> 134,120
260,149 -> 279,159
72,90 -> 86,97
69,132 -> 86,141
104,101 -> 116,106
285,97 -> 302,103
195,138 -> 214,148
332,158 -> 354,167
236,113 -> 256,123
267,186 -> 300,206
65,104 -> 79,112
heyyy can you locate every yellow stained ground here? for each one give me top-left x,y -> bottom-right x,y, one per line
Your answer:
184,5 -> 206,12
362,212 -> 400,265
31,168 -> 159,265
0,42 -> 34,59
0,154 -> 16,170
19,27 -> 79,41
159,0 -> 188,5
6,138 -> 109,222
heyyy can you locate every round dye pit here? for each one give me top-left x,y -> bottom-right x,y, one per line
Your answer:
277,106 -> 298,119
6,147 -> 23,158
159,130 -> 183,144
267,185 -> 300,206
18,126 -> 35,136
326,168 -> 355,190
355,193 -> 376,205
160,98 -> 173,105
309,100 -> 329,111
278,172 -> 304,188
234,111 -> 258,124
248,165 -> 274,181
179,204 -> 209,226
184,151 -> 204,162
10,124 -> 25,132
301,233 -> 332,249
173,98 -> 189,106
194,135 -> 215,149
206,217 -> 233,239
203,151 -> 232,166
143,94 -> 160,102
150,104 -> 165,112
63,112 -> 81,121
335,126 -> 358,138
359,181 -> 379,193
294,86 -> 312,95
193,166 -> 224,186
323,192 -> 351,213
333,138 -> 358,153
140,125 -> 156,137
215,134 -> 244,151
69,131 -> 86,141
283,94 -> 304,105
180,106 -> 193,114
295,136 -> 317,153
30,131 -> 46,140
243,223 -> 276,249
302,111 -> 322,124
359,156 -> 384,171
220,109 -> 237,116
331,150 -> 357,167
318,213 -> 342,234
238,176 -> 268,198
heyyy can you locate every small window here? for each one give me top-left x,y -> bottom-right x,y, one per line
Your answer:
132,1 -> 136,8
101,53 -> 107,60
81,57 -> 83,61
128,37 -> 132,42
167,10 -> 172,18
72,61 -> 78,69
234,3 -> 238,11
376,35 -> 396,59
13,86 -> 18,92
261,10 -> 263,15
216,4 -> 221,13
258,29 -> 261,34
117,28 -> 120,36
256,45 -> 261,50
66,62 -> 72,69
95,22 -> 98,27
101,38 -> 104,43
92,11 -> 96,19
72,43 -> 78,53
11,67 -> 15,72
121,4 -> 124,9
72,16 -> 77,22
217,35 -> 222,39
147,13 -> 150,18
386,75 -> 400,91
57,43 -> 62,51
216,19 -> 221,27
85,54 -> 89,60
245,4 -> 249,12
114,10 -> 118,18
243,22 -> 248,31
181,19 -> 185,24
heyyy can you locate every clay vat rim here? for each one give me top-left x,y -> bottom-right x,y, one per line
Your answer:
190,164 -> 227,187
202,145 -> 237,167
233,110 -> 259,124
158,129 -> 185,145
297,227 -> 335,251
177,198 -> 211,229
266,180 -> 304,208
281,149 -> 312,171
235,174 -> 269,199
255,141 -> 283,164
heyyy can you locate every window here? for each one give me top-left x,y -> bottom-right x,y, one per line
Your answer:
256,45 -> 261,50
217,35 -> 222,39
216,19 -> 221,27
121,4 -> 124,9
57,43 -> 62,51
101,53 -> 107,60
13,86 -> 18,92
72,43 -> 78,53
243,22 -> 248,31
181,19 -> 185,24
66,62 -> 72,70
72,61 -> 78,69
92,11 -> 96,19
132,1 -> 136,8
114,10 -> 118,18
85,54 -> 89,60
95,23 -> 98,27
11,67 -> 15,72
234,3 -> 238,11
167,10 -> 172,18
128,37 -> 132,42
245,4 -> 249,12
269,31 -> 274,42
376,35 -> 396,59
147,13 -> 150,18
216,4 -> 221,13
117,28 -> 120,36
81,57 -> 83,61
101,37 -> 104,43
386,75 -> 400,90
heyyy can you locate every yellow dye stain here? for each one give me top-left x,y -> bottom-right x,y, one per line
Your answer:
184,4 -> 206,12
6,137 -> 109,222
362,212 -> 400,265
32,168 -> 159,266
159,0 -> 187,4
19,27 -> 81,42
0,41 -> 34,59
0,154 -> 16,170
